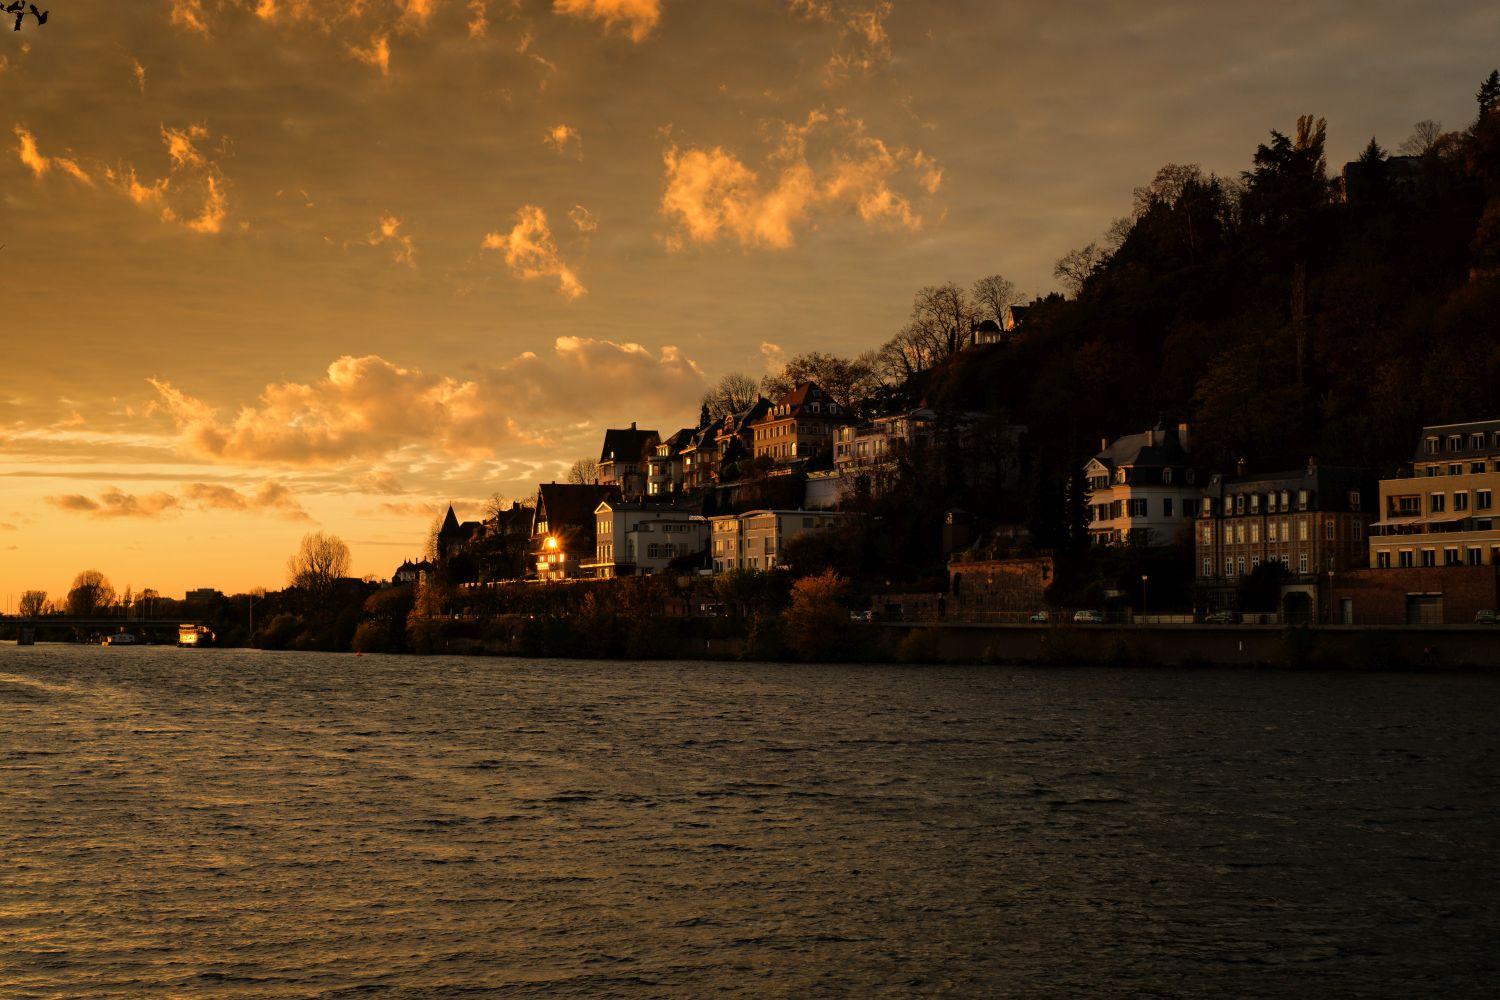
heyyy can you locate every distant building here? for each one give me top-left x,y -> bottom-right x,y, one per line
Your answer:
184,588 -> 222,602
582,499 -> 708,578
709,509 -> 860,574
597,423 -> 659,498
531,482 -> 621,582
436,504 -> 484,560
1370,419 -> 1500,570
647,427 -> 696,497
751,383 -> 850,467
1084,422 -> 1202,546
1196,462 -> 1376,617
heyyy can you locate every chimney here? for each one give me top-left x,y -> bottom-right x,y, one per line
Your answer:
1177,422 -> 1190,452
1100,437 -> 1108,453
1146,428 -> 1156,447
1236,457 -> 1247,477
630,421 -> 636,430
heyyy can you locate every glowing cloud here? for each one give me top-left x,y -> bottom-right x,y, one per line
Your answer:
481,206 -> 586,299
13,126 -> 92,184
170,0 -> 210,34
46,488 -> 183,519
101,123 -> 230,234
544,123 -> 582,157
789,0 -> 894,82
661,109 -> 936,249
569,204 -> 598,234
131,59 -> 147,95
182,480 -> 309,518
149,342 -> 705,467
349,34 -> 392,75
553,0 -> 661,42
363,214 -> 417,266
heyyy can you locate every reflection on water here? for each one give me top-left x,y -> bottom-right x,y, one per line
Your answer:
1,646 -> 1496,997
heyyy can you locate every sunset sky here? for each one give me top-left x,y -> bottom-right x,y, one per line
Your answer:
2,0 -> 1497,603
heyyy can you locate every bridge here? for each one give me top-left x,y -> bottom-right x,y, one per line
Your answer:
1,616 -> 210,644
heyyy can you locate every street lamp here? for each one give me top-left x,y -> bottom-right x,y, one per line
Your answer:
1141,574 -> 1148,620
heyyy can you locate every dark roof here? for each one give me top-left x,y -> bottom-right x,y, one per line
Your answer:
658,427 -> 696,454
720,397 -> 770,439
439,504 -> 461,535
1204,465 -> 1376,511
535,483 -> 622,535
1093,424 -> 1190,470
599,425 -> 659,464
758,383 -> 848,423
1410,419 -> 1500,463
975,318 -> 1001,332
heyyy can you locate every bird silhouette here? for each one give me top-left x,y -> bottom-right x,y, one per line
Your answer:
29,5 -> 44,25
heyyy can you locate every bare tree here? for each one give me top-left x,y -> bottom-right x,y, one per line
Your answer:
1397,119 -> 1444,157
970,274 -> 1022,327
287,531 -> 351,600
1054,243 -> 1107,297
909,282 -> 975,360
1103,216 -> 1135,254
66,570 -> 116,616
700,372 -> 760,423
760,351 -> 879,410
1132,162 -> 1205,218
566,457 -> 599,484
19,590 -> 46,616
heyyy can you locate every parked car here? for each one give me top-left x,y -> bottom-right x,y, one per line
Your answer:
1029,610 -> 1050,623
1072,610 -> 1104,624
1203,610 -> 1240,624
1475,610 -> 1499,624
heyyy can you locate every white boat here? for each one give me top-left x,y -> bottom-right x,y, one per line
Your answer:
101,632 -> 138,646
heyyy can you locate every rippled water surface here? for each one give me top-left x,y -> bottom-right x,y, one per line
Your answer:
1,646 -> 1497,997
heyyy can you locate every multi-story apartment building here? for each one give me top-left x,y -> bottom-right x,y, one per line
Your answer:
581,500 -> 708,578
1084,423 -> 1201,545
1196,464 -> 1375,611
531,483 -> 621,582
752,382 -> 850,465
646,428 -> 695,497
1370,419 -> 1500,569
709,509 -> 860,574
596,423 -> 658,498
833,408 -> 937,472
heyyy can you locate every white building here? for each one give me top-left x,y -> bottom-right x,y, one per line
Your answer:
583,500 -> 708,578
710,509 -> 861,574
1085,422 -> 1202,546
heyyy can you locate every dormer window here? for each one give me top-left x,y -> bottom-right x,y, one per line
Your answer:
1115,469 -> 1126,484
1250,493 -> 1260,513
1162,468 -> 1173,484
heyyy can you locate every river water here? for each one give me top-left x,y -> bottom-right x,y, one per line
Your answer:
0,646 -> 1496,998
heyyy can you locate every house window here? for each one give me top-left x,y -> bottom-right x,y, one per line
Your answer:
1445,547 -> 1461,566
1425,437 -> 1440,454
1297,490 -> 1309,509
1455,492 -> 1470,512
1203,558 -> 1212,576
1225,558 -> 1235,576
1163,498 -> 1173,518
1163,468 -> 1173,484
1298,555 -> 1309,573
1237,557 -> 1247,575
1469,547 -> 1484,566
1473,462 -> 1487,474
1449,464 -> 1463,476
1186,470 -> 1196,484
1267,522 -> 1278,542
1251,556 -> 1260,570
1249,493 -> 1260,514
1398,550 -> 1414,568
1325,520 -> 1335,540
1184,499 -> 1199,517
1421,549 -> 1436,567
1427,466 -> 1441,477
1478,490 -> 1493,511
1352,522 -> 1362,541
1377,551 -> 1391,568
1448,434 -> 1462,451
1235,524 -> 1246,544
1280,555 -> 1291,569
1430,493 -> 1446,514
1200,524 -> 1212,543
1348,490 -> 1361,511
1250,523 -> 1260,543
1235,494 -> 1246,514
1299,520 -> 1309,541
1473,433 -> 1487,449
1280,490 -> 1290,509
1129,498 -> 1149,517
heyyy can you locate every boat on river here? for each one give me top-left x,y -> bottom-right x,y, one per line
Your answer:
101,632 -> 138,646
178,624 -> 216,647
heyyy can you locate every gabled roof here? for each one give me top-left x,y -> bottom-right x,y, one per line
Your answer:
758,382 -> 848,423
534,483 -> 622,534
719,398 -> 771,439
599,425 -> 658,464
657,427 -> 696,455
1093,424 -> 1190,471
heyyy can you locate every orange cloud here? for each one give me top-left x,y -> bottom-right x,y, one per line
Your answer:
789,0 -> 894,82
170,0 -> 210,34
569,204 -> 597,234
46,488 -> 183,518
182,480 -> 309,518
660,109 -> 936,249
13,126 -> 93,184
553,0 -> 660,42
481,206 -> 586,299
349,34 -> 392,75
361,214 -> 416,266
149,342 -> 705,467
544,123 -> 582,157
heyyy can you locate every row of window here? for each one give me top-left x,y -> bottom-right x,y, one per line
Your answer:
1375,546 -> 1498,568
1423,431 -> 1500,454
1206,554 -> 1309,576
1091,497 -> 1202,522
1390,489 -> 1495,516
1200,518 -> 1360,544
1207,488 -> 1354,516
1421,460 -> 1500,475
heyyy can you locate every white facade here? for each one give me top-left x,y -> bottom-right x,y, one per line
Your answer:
584,501 -> 707,578
710,509 -> 860,574
1085,423 -> 1201,546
